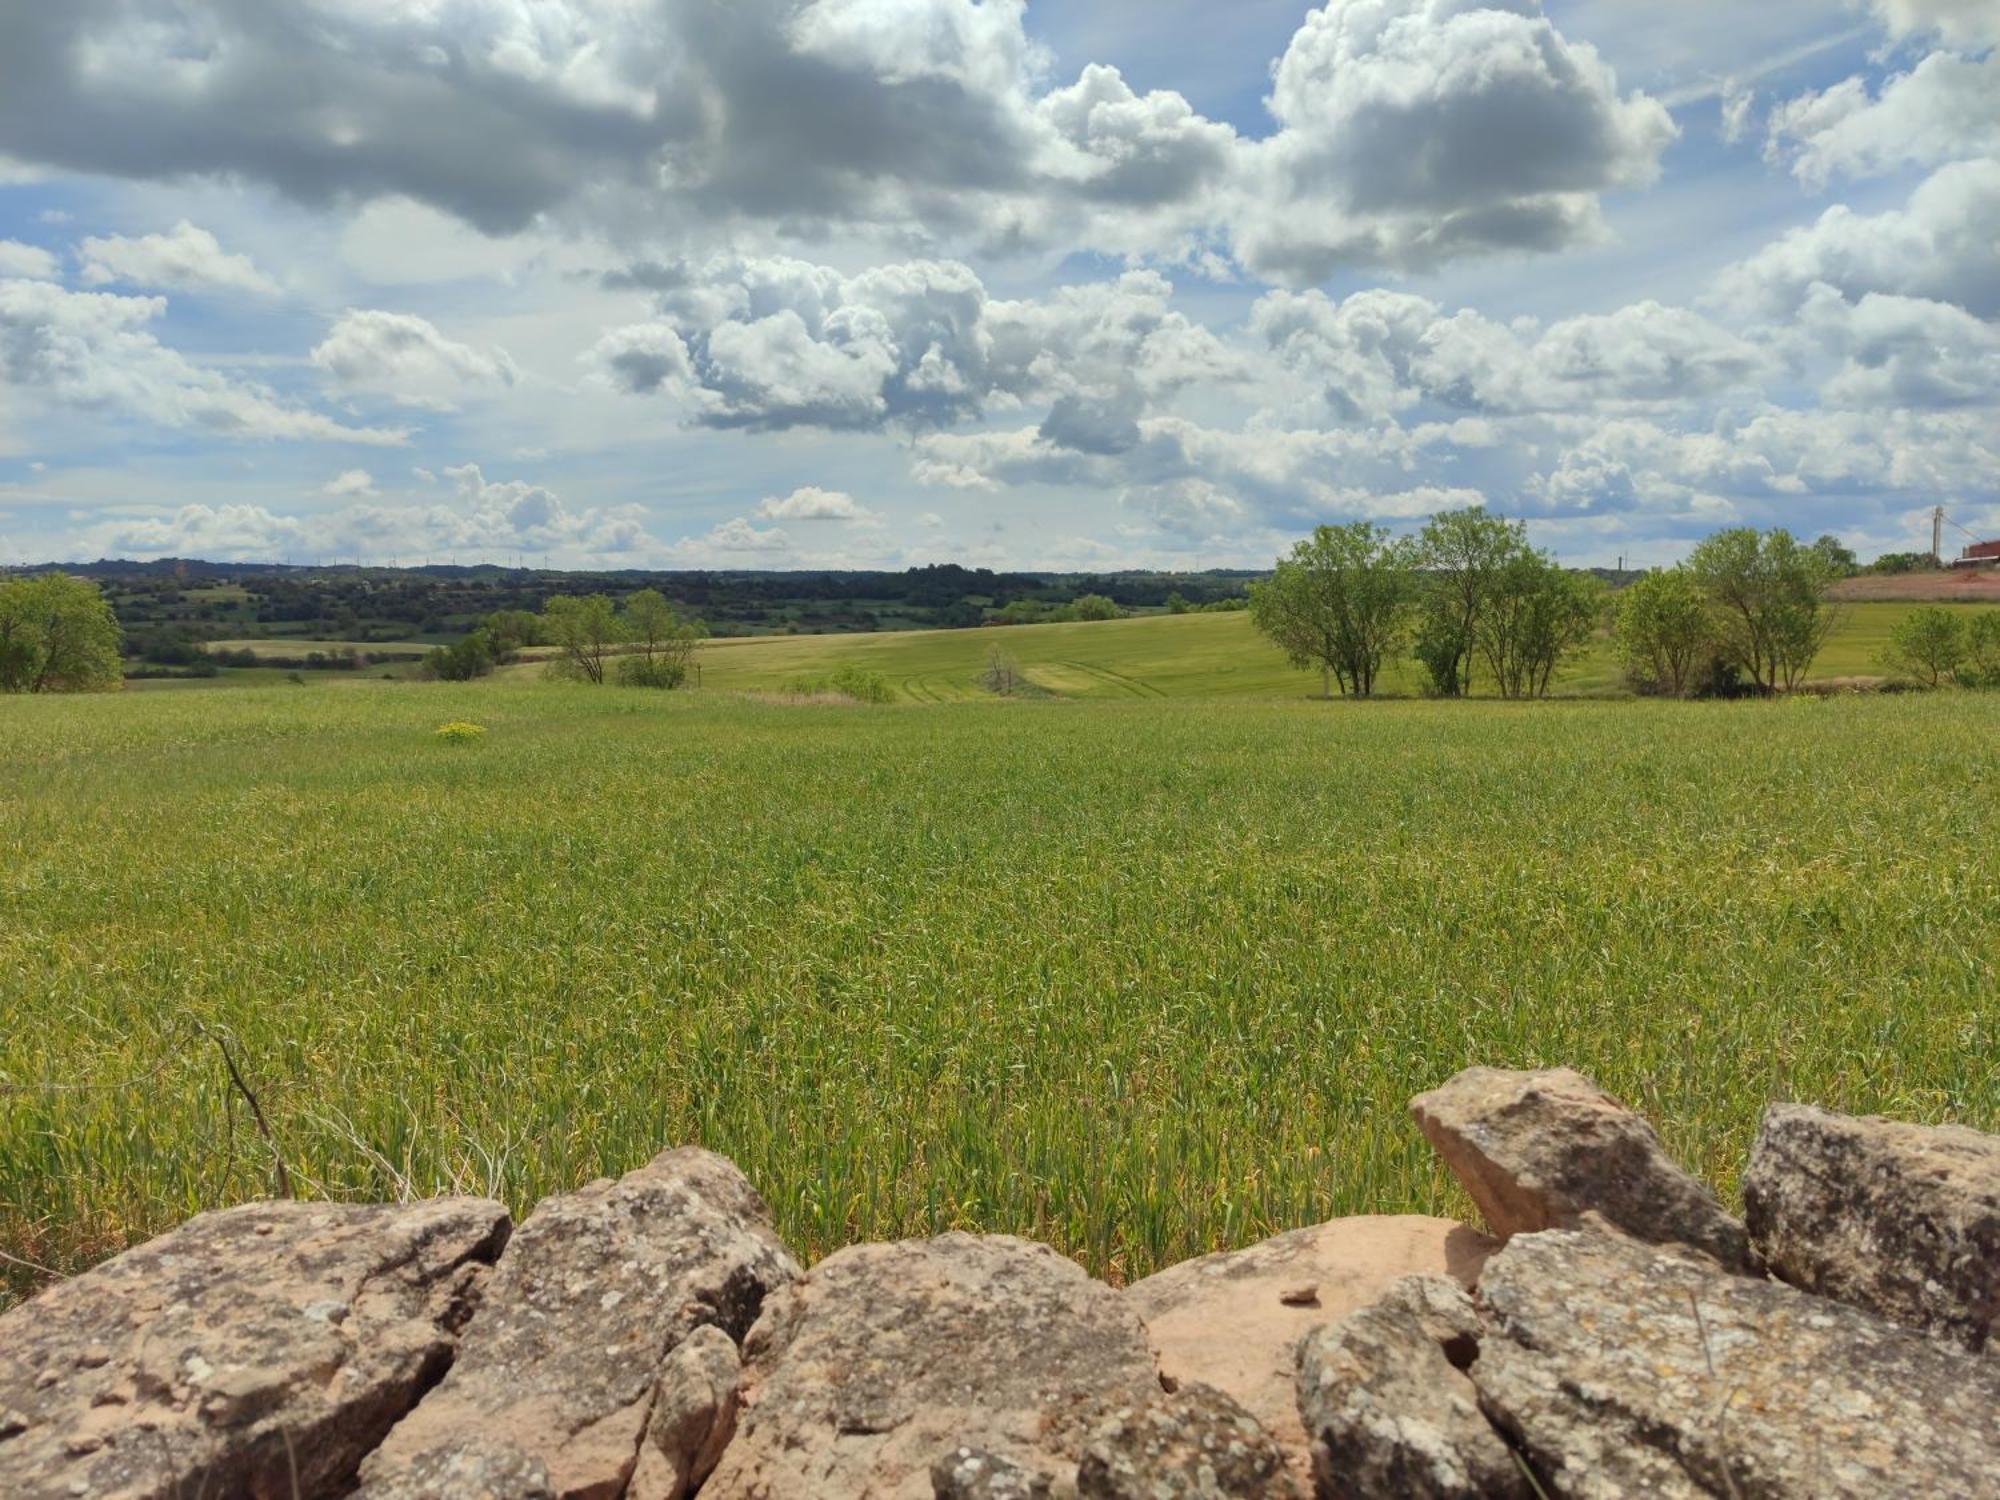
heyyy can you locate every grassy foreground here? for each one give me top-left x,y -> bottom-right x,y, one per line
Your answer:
2,682 -> 1995,1304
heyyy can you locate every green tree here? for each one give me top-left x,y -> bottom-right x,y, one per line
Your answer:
1685,528 -> 1840,693
0,573 -> 123,694
1249,523 -> 1417,698
1476,552 -> 1606,699
424,629 -> 497,682
1812,534 -> 1859,577
1962,613 -> 2000,688
481,609 -> 546,657
1414,507 -> 1522,696
1065,593 -> 1121,621
1164,592 -> 1192,615
616,589 -> 706,688
1614,568 -> 1714,697
541,593 -> 625,684
1881,606 -> 1968,688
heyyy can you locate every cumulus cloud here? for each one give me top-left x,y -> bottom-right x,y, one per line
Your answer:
311,310 -> 516,410
1765,51 -> 1999,186
76,221 -> 278,295
1253,289 -> 1766,421
0,279 -> 405,444
439,462 -> 647,552
755,486 -> 878,522
0,0 -> 1671,277
1862,0 -> 2000,48
1234,0 -> 1676,281
0,240 -> 59,280
591,257 -> 1236,432
1711,159 -> 2000,318
323,468 -> 379,497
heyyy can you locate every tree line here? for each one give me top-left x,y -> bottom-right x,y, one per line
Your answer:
1249,510 -> 1872,699
426,590 -> 708,689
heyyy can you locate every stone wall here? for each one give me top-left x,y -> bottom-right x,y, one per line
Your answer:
1,1067 -> 1995,1498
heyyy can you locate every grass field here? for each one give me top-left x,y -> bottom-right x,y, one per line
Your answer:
3,678 -> 1994,1306
491,600 -> 2000,702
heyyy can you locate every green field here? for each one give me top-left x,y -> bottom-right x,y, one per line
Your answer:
500,600 -> 1991,702
3,673 -> 1995,1305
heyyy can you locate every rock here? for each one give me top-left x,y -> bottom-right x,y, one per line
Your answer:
1473,1227 -> 2000,1499
356,1147 -> 799,1500
1743,1102 -> 2000,1352
1295,1279 -> 1528,1500
1077,1382 -> 1300,1499
1124,1215 -> 1491,1490
1410,1066 -> 1752,1270
0,1197 -> 509,1500
931,1447 -> 1054,1499
703,1233 -> 1160,1500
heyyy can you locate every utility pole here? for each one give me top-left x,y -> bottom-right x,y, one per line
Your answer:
1933,505 -> 1945,566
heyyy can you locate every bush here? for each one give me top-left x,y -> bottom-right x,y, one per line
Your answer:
433,721 -> 487,742
423,629 -> 497,682
1963,613 -> 2000,688
1880,606 -> 1966,688
616,653 -> 688,689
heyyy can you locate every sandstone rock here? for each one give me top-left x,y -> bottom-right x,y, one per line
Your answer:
704,1233 -> 1160,1500
1124,1215 -> 1491,1490
1410,1066 -> 1752,1270
0,1196 -> 509,1500
1077,1382 -> 1300,1499
932,1447 -> 1054,1499
1295,1279 -> 1527,1500
1474,1228 -> 2000,1498
1744,1102 -> 2000,1352
357,1146 -> 798,1500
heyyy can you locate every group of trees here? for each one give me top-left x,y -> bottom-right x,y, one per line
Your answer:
1615,530 -> 1846,696
422,591 -> 706,688
1250,510 -> 1603,699
1882,607 -> 2000,688
0,574 -> 123,693
990,593 -> 1123,626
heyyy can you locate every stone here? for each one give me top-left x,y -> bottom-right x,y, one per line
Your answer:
1473,1227 -> 2000,1499
1077,1382 -> 1300,1499
703,1233 -> 1160,1500
1124,1215 -> 1491,1491
1410,1066 -> 1752,1270
356,1146 -> 799,1500
1295,1280 -> 1528,1500
1744,1102 -> 2000,1352
0,1197 -> 509,1500
931,1447 -> 1054,1499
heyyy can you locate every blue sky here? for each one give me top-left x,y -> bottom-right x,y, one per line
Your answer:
1,0 -> 1995,569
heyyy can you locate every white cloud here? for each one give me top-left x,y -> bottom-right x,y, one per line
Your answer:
1234,0 -> 1676,281
76,221 -> 278,296
0,279 -> 405,444
0,241 -> 59,280
311,310 -> 516,410
438,462 -> 647,552
1711,158 -> 2000,319
1861,0 -> 2000,48
755,486 -> 878,522
1765,51 -> 2000,186
323,468 -> 379,497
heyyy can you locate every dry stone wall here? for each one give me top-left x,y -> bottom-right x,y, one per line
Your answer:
2,1069 -> 1996,1499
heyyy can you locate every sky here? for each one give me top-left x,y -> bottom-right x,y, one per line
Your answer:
0,0 -> 1995,571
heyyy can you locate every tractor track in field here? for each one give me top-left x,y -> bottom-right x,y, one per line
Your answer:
1062,660 -> 1167,698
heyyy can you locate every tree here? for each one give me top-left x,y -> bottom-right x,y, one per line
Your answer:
424,629 -> 497,682
1962,613 -> 2000,688
1615,568 -> 1714,697
0,573 -> 123,693
1881,606 -> 1967,688
1812,534 -> 1859,577
1165,592 -> 1193,615
481,609 -> 546,657
616,589 -> 706,688
1685,528 -> 1840,693
1414,508 -> 1522,696
1249,523 -> 1417,698
1064,593 -> 1121,622
541,594 -> 625,684
1475,552 -> 1605,699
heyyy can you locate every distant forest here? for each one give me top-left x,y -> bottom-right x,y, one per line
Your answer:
24,559 -> 1281,651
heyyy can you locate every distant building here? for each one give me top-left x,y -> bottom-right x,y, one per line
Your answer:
1952,539 -> 2000,568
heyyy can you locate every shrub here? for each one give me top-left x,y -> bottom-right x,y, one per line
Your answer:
778,665 -> 894,703
1962,613 -> 2000,689
1880,606 -> 1966,688
616,653 -> 688,689
433,721 -> 487,742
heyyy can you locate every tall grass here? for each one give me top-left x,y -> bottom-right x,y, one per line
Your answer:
2,683 -> 1995,1304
